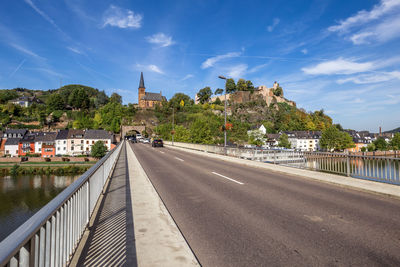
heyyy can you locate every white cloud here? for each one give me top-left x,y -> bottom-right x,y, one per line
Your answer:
301,49 -> 308,54
267,18 -> 280,32
248,63 -> 269,74
146,33 -> 175,47
24,0 -> 68,38
136,64 -> 164,74
337,71 -> 400,84
227,64 -> 248,79
103,5 -> 142,29
10,43 -> 44,59
9,59 -> 26,78
201,52 -> 241,69
328,0 -> 400,33
302,58 -> 374,75
67,47 -> 84,55
181,74 -> 194,81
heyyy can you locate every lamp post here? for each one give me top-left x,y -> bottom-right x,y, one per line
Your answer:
172,107 -> 174,146
218,75 -> 227,153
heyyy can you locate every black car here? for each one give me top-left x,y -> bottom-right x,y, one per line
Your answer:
152,139 -> 163,147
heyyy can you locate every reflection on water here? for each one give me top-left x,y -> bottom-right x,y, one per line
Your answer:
0,175 -> 78,242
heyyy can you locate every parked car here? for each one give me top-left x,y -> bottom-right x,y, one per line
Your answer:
152,139 -> 163,147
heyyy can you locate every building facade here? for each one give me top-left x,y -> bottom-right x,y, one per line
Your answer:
138,72 -> 166,108
83,130 -> 113,153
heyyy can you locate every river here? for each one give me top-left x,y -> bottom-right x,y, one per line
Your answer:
0,175 -> 78,242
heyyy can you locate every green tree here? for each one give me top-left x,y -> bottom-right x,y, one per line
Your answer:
246,80 -> 255,93
214,88 -> 224,95
91,141 -> 108,158
68,88 -> 90,109
94,90 -> 109,107
273,86 -> 283,96
169,93 -> 192,109
389,133 -> 400,150
320,126 -> 354,151
278,133 -> 291,148
367,143 -> 376,151
197,87 -> 212,104
225,78 -> 236,94
46,94 -> 64,111
373,137 -> 388,151
237,79 -> 247,91
110,93 -> 122,104
360,147 -> 367,152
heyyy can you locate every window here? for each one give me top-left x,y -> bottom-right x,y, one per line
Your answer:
39,148 -> 41,152
86,141 -> 89,144
81,140 -> 84,144
64,141 -> 66,144
63,147 -> 66,150
105,141 -> 108,144
92,141 -> 95,144
71,140 -> 74,144
57,147 -> 60,151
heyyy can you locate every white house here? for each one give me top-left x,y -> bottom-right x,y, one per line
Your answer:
83,130 -> 112,153
286,131 -> 322,152
55,130 -> 68,155
4,138 -> 19,157
35,132 -> 57,154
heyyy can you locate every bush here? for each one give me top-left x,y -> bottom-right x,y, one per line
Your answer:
44,158 -> 51,162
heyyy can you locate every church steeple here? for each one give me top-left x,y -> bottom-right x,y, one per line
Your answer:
139,72 -> 145,88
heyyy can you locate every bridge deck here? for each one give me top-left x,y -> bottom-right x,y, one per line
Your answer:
75,143 -> 137,266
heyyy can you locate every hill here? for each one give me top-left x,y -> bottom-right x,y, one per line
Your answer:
385,127 -> 400,133
0,85 -> 135,133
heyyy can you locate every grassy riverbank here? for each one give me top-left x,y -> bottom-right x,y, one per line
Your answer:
0,163 -> 95,177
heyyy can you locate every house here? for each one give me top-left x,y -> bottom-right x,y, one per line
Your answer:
3,129 -> 27,139
55,130 -> 69,156
5,138 -> 20,157
347,137 -> 368,152
83,129 -> 113,153
138,72 -> 167,109
285,131 -> 322,151
35,132 -> 57,157
265,133 -> 280,148
0,132 -> 5,156
67,129 -> 85,156
10,95 -> 43,107
18,135 -> 36,156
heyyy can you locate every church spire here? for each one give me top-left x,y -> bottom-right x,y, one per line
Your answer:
139,72 -> 145,88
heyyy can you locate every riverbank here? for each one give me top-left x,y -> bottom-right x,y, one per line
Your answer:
0,163 -> 95,176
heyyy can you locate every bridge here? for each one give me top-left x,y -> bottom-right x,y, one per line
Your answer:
1,141 -> 400,266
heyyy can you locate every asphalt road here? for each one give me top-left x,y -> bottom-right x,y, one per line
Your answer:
131,142 -> 400,266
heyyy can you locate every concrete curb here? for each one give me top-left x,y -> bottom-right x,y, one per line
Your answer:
165,145 -> 400,199
127,143 -> 200,267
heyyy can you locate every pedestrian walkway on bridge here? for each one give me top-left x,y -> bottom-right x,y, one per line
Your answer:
70,142 -> 199,267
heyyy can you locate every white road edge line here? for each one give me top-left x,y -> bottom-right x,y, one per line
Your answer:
159,151 -> 165,154
212,172 -> 244,185
175,157 -> 184,161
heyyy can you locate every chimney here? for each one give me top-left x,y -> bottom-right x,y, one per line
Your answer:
379,126 -> 382,136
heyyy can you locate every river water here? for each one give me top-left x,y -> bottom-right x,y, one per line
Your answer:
0,175 -> 78,242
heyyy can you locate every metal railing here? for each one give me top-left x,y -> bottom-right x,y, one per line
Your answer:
165,141 -> 400,185
0,140 -> 124,267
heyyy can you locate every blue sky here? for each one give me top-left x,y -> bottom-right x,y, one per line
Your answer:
0,0 -> 399,132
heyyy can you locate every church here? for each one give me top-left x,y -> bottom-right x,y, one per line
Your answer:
138,72 -> 167,109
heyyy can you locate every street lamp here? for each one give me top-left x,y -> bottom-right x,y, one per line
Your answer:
218,75 -> 227,152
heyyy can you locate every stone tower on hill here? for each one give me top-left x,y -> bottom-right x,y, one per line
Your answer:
137,72 -> 167,109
